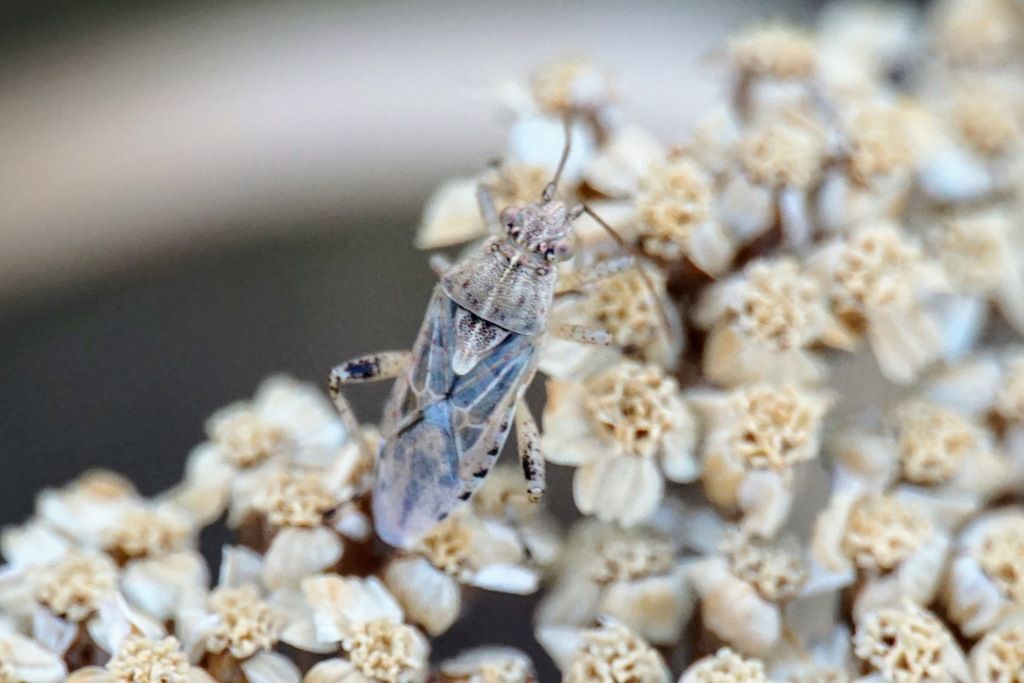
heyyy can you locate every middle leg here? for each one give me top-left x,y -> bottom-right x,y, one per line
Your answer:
515,398 -> 546,502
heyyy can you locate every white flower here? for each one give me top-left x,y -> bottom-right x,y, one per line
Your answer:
853,601 -> 969,683
436,646 -> 536,683
584,126 -> 665,197
26,553 -> 164,664
932,210 -> 1024,348
635,159 -> 734,274
811,490 -> 950,620
828,399 -> 1010,521
0,619 -> 66,683
727,23 -> 817,82
810,222 -> 947,384
694,383 -> 831,536
678,647 -> 768,683
66,634 -> 215,683
301,575 -> 429,683
542,361 -> 699,526
536,513 -> 693,645
693,258 -> 829,387
688,529 -> 816,657
166,376 -> 355,525
35,470 -> 141,550
536,619 -> 669,683
945,508 -> 1024,637
968,614 -> 1024,683
100,502 -> 209,625
529,57 -> 616,119
383,507 -> 541,637
542,263 -> 683,378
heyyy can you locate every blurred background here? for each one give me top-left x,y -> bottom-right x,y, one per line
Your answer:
0,0 -> 843,673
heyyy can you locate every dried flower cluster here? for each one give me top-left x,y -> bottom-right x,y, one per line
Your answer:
4,1 -> 1024,681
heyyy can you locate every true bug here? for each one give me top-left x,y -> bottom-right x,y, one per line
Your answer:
329,126 -> 666,548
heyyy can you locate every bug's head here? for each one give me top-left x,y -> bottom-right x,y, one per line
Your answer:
500,201 -> 575,263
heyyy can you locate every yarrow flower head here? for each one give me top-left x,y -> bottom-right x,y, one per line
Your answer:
302,575 -> 429,683
204,584 -> 284,660
695,258 -> 828,386
853,602 -> 968,683
726,24 -> 817,80
542,360 -> 699,526
33,552 -> 118,622
678,647 -> 767,683
537,620 -> 670,683
537,514 -> 692,645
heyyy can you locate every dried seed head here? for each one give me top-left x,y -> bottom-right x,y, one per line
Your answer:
971,621 -> 1024,683
681,647 -> 768,683
938,212 -> 1010,293
104,507 -> 191,559
589,533 -> 676,583
953,91 -> 1021,157
208,408 -> 288,468
205,584 -> 283,660
727,24 -> 816,79
734,259 -> 826,352
728,384 -> 827,470
530,57 -> 614,116
564,622 -> 668,683
895,399 -> 975,485
106,635 -> 191,683
343,618 -> 429,683
974,514 -> 1024,604
853,602 -> 956,683
721,531 -> 807,602
841,494 -> 932,571
254,471 -> 337,528
831,223 -> 922,314
847,105 -> 915,184
636,160 -> 713,259
995,354 -> 1024,422
34,552 -> 118,621
418,514 -> 474,579
583,362 -> 688,460
740,120 -> 825,189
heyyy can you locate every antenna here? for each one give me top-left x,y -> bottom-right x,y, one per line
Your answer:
580,204 -> 675,338
541,118 -> 573,204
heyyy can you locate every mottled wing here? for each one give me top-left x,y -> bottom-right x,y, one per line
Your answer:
373,290 -> 537,548
380,286 -> 452,437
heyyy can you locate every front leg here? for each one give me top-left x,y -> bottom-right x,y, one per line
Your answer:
515,398 -> 545,502
328,350 -> 411,437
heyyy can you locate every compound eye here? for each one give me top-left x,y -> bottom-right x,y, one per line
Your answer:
500,206 -> 519,228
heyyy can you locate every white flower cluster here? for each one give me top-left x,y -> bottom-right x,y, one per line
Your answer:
4,0 -> 1024,681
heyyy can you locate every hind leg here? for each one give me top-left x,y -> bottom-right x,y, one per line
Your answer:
515,398 -> 546,502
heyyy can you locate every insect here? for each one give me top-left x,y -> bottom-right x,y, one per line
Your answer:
329,126 -> 666,548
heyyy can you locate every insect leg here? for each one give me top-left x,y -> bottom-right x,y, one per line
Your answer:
477,183 -> 501,230
554,254 -> 635,293
514,398 -> 546,502
428,253 -> 453,276
329,351 -> 410,386
550,323 -> 613,346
